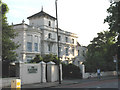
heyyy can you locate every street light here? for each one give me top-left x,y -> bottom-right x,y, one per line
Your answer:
55,0 -> 61,84
113,55 -> 118,78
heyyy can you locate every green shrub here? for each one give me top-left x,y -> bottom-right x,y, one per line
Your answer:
30,54 -> 43,63
30,54 -> 61,64
62,63 -> 82,79
43,54 -> 60,65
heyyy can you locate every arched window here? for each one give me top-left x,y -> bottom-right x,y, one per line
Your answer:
48,21 -> 51,27
48,33 -> 52,39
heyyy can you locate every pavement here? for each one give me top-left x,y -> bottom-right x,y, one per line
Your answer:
3,76 -> 118,88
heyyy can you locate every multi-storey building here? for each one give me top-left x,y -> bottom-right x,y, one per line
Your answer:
13,9 -> 85,64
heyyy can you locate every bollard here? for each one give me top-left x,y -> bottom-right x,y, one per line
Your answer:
11,79 -> 21,90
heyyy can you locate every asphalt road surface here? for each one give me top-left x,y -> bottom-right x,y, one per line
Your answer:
53,78 -> 119,88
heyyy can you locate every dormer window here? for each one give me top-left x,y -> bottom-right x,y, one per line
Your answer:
48,21 -> 51,27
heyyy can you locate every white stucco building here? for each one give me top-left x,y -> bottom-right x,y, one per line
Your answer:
13,9 -> 86,64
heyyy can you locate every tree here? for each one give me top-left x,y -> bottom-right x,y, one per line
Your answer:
84,1 -> 120,72
104,1 -> 120,60
2,2 -> 19,62
104,1 -> 120,72
84,31 -> 116,72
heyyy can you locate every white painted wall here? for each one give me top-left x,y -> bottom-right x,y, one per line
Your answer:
13,24 -> 42,62
20,63 -> 41,85
83,71 -> 117,79
18,62 -> 62,85
29,17 -> 55,28
13,11 -> 79,63
29,17 -> 44,27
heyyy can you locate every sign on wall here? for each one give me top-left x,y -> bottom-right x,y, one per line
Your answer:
27,66 -> 38,73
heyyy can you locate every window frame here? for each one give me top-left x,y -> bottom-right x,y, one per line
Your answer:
58,35 -> 61,41
27,42 -> 32,52
48,21 -> 51,27
48,33 -> 52,39
26,56 -> 32,63
65,37 -> 68,42
58,47 -> 61,56
34,43 -> 38,52
66,47 -> 69,56
48,44 -> 51,52
72,48 -> 74,56
72,39 -> 74,44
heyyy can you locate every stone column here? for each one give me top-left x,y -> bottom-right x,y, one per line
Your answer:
39,61 -> 46,83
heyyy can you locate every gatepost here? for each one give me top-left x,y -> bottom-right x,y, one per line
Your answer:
47,61 -> 56,82
39,61 -> 46,83
60,64 -> 62,81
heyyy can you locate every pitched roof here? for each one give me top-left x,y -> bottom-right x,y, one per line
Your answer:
77,42 -> 81,46
27,10 -> 56,20
13,23 -> 29,26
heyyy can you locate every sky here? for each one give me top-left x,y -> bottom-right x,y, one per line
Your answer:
3,0 -> 110,46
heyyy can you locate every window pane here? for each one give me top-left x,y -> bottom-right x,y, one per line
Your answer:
48,21 -> 51,26
72,48 -> 74,56
72,39 -> 74,44
34,43 -> 38,52
65,37 -> 68,42
58,36 -> 61,41
26,56 -> 32,62
48,33 -> 51,39
58,47 -> 61,56
66,48 -> 68,56
78,50 -> 80,56
48,44 -> 51,51
27,42 -> 32,52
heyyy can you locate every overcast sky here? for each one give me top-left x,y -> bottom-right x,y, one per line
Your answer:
4,0 -> 110,46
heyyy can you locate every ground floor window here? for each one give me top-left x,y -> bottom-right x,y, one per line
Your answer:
26,56 -> 32,62
27,42 -> 32,52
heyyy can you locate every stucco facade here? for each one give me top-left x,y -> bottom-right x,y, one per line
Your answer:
13,9 -> 86,64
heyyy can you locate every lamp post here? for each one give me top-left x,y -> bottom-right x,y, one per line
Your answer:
55,0 -> 61,84
113,55 -> 118,78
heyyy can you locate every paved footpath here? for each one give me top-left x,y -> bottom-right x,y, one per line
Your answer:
3,76 -> 119,89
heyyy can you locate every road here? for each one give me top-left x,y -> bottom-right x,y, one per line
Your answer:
53,78 -> 119,88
